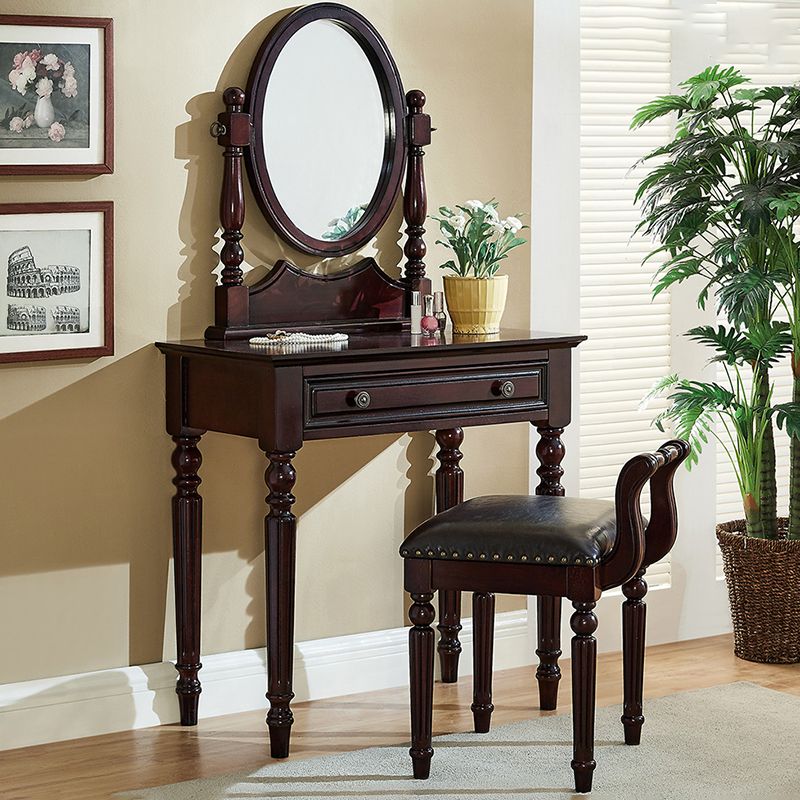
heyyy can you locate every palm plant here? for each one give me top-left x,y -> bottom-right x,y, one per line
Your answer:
632,65 -> 800,539
648,323 -> 799,538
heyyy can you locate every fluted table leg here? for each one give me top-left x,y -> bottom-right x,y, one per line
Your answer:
171,434 -> 203,726
264,449 -> 298,759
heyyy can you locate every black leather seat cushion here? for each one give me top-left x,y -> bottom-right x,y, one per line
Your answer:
400,495 -> 617,567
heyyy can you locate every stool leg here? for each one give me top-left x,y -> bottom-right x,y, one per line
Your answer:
570,601 -> 597,794
409,592 -> 436,779
536,595 -> 562,710
471,592 -> 495,733
437,590 -> 463,683
622,570 -> 647,745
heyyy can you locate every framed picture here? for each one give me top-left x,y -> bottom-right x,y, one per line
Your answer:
0,15 -> 113,175
0,202 -> 113,363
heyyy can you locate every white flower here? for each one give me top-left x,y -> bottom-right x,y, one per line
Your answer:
19,55 -> 36,81
35,77 -> 53,98
61,75 -> 78,98
63,61 -> 75,78
503,216 -> 523,234
465,200 -> 484,210
23,112 -> 33,128
452,214 -> 467,233
48,121 -> 65,143
42,53 -> 60,70
485,205 -> 500,223
8,66 -> 30,95
8,116 -> 23,133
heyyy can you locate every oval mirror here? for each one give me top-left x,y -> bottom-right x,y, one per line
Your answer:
245,4 -> 406,257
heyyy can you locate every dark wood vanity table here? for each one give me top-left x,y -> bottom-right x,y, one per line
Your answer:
156,2 -> 584,759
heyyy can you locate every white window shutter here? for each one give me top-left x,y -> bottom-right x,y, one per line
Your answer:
579,0 -> 673,587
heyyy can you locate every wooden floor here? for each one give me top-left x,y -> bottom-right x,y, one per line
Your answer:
2,634 -> 798,800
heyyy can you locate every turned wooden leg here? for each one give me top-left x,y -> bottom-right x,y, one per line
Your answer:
409,592 -> 436,779
435,427 -> 464,682
534,425 -> 566,710
622,570 -> 647,745
535,424 -> 565,497
172,434 -> 203,726
536,595 -> 562,711
264,450 -> 298,759
571,601 -> 598,794
471,592 -> 495,733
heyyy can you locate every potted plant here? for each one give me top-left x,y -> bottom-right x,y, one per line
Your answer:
432,200 -> 526,334
634,65 -> 800,662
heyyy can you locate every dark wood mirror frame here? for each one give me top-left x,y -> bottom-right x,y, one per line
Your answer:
207,2 -> 432,341
246,3 -> 407,258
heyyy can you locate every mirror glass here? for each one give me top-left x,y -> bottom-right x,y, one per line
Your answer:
262,20 -> 386,242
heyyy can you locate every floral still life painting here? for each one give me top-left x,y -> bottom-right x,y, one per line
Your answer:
0,41 -> 89,149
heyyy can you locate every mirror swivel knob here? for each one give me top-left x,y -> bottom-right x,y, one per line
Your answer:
496,380 -> 515,398
354,391 -> 371,409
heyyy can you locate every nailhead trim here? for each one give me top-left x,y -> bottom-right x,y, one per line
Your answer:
399,545 -> 602,567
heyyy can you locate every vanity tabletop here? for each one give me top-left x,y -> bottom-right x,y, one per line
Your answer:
155,329 -> 586,363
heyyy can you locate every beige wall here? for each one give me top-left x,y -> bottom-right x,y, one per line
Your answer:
0,0 -> 533,683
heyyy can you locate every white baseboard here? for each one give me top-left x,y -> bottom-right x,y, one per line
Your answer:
0,609 -> 531,751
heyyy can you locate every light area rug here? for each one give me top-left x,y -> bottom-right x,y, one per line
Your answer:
118,682 -> 800,800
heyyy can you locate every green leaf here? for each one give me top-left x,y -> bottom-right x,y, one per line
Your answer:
774,403 -> 800,439
679,65 -> 749,109
768,192 -> 800,221
631,95 -> 692,129
439,260 -> 461,275
731,179 -> 784,234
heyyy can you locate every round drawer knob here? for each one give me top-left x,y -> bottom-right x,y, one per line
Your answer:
353,391 -> 371,409
498,380 -> 515,398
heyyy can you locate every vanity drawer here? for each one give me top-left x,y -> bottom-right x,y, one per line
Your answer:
304,364 -> 546,429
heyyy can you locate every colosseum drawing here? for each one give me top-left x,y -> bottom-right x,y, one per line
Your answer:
7,304 -> 46,332
6,246 -> 81,299
53,306 -> 81,333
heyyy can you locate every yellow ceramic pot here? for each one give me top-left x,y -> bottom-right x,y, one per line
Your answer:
443,275 -> 508,335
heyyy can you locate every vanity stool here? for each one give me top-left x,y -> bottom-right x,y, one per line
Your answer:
400,439 -> 689,793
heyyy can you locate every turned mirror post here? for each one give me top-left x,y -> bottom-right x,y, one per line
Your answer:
404,89 -> 432,298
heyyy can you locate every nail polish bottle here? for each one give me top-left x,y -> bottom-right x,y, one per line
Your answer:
433,291 -> 447,332
410,291 -> 422,335
421,294 -> 439,338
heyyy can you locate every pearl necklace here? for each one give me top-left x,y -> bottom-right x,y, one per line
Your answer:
249,330 -> 349,351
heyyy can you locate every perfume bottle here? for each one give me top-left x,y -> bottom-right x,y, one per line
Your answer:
421,294 -> 439,337
433,291 -> 447,331
410,291 -> 422,335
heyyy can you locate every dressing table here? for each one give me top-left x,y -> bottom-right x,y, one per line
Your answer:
156,2 -> 584,759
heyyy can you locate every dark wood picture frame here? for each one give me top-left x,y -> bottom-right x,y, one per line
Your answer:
0,201 -> 114,363
244,2 -> 406,257
0,15 -> 114,175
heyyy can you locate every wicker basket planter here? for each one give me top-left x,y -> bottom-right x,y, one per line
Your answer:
717,518 -> 800,663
